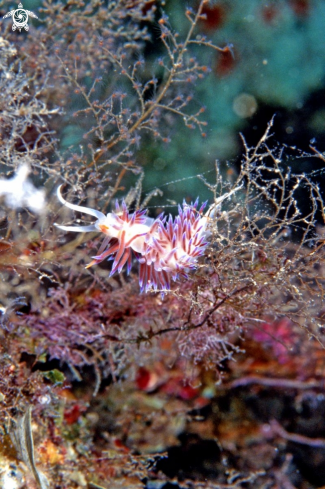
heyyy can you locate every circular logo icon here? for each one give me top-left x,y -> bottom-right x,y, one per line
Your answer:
13,8 -> 29,31
3,3 -> 38,32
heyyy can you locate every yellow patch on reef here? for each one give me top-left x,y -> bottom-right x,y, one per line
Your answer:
38,440 -> 64,465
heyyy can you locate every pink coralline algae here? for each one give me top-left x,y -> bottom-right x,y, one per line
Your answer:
55,186 -> 210,292
250,318 -> 299,364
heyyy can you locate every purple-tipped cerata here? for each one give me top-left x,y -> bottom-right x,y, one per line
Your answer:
55,186 -> 211,293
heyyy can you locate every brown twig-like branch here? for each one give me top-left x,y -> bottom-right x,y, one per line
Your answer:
270,419 -> 325,448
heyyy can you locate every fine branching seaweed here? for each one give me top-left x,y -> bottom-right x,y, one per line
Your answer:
0,1 -> 324,488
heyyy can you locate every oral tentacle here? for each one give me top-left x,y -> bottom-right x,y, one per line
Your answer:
54,223 -> 98,233
57,185 -> 106,220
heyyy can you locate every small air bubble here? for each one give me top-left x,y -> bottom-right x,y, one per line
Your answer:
233,93 -> 257,118
39,394 -> 51,405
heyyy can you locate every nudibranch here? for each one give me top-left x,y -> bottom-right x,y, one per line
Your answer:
55,185 -> 211,292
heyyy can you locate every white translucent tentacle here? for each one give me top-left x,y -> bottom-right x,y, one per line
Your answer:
54,223 -> 98,233
206,184 -> 243,218
57,185 -> 106,220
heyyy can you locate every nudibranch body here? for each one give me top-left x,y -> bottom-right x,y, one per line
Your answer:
55,186 -> 210,292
